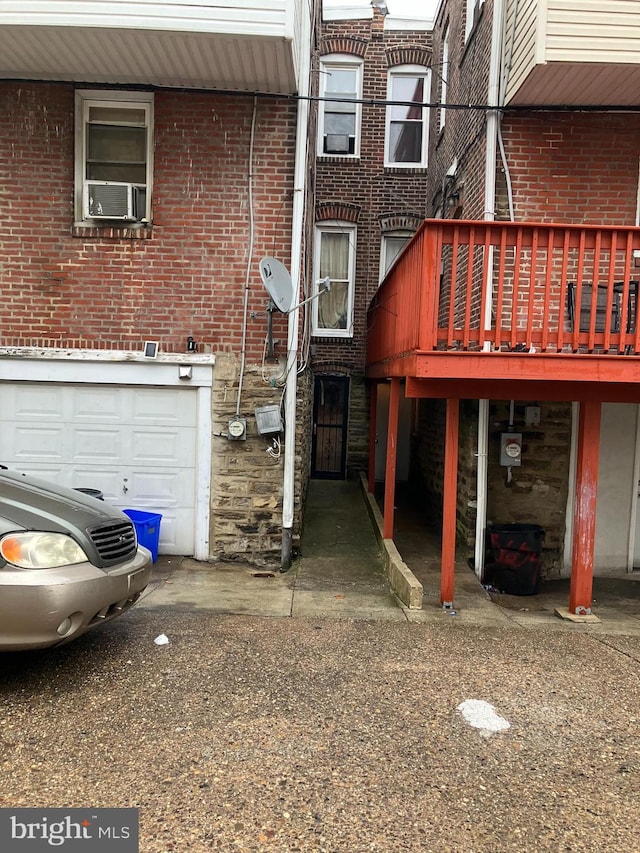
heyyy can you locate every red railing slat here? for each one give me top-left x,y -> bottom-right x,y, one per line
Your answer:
366,220 -> 640,367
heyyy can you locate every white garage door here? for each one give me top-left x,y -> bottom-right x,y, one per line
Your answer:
0,383 -> 197,556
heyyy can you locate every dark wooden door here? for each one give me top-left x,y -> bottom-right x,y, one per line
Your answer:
311,376 -> 349,479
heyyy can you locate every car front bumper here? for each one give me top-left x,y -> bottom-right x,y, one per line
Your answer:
0,546 -> 152,650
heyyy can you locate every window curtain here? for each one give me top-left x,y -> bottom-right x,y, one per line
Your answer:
318,231 -> 350,330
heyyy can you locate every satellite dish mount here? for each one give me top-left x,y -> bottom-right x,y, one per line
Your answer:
258,257 -> 331,356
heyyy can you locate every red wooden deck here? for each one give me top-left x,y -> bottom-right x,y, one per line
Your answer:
366,220 -> 640,399
365,220 -> 640,616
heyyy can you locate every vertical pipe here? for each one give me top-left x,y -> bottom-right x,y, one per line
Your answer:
383,378 -> 401,540
281,5 -> 312,571
569,400 -> 602,615
474,399 -> 489,578
441,397 -> 460,607
368,381 -> 378,492
475,0 -> 507,578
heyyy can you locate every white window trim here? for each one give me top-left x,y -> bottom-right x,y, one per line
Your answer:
384,65 -> 430,169
465,0 -> 485,42
379,231 -> 413,284
312,222 -> 356,338
317,55 -> 363,159
439,26 -> 449,133
74,89 -> 154,225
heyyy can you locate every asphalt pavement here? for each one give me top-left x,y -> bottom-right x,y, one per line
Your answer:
1,609 -> 639,852
1,479 -> 639,852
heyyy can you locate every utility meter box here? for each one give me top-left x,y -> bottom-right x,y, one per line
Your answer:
255,405 -> 283,435
500,432 -> 522,466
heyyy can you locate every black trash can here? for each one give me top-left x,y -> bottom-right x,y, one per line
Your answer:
486,523 -> 545,595
74,487 -> 104,501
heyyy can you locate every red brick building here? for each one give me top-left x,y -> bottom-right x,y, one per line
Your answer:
0,1 -> 314,567
308,2 -> 432,481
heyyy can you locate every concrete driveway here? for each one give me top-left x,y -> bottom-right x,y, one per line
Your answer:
1,608 -> 638,852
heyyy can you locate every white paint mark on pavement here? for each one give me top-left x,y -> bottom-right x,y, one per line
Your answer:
154,633 -> 170,645
457,699 -> 510,735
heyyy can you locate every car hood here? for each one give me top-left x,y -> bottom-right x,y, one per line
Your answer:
0,470 -> 123,537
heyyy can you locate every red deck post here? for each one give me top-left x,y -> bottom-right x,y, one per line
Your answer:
368,381 -> 378,493
569,400 -> 602,615
383,378 -> 401,540
441,397 -> 459,608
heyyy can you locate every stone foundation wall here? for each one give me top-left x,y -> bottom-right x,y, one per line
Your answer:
209,354 -> 311,567
347,374 -> 369,479
487,401 -> 572,577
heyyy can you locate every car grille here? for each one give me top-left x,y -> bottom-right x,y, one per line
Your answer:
88,520 -> 137,564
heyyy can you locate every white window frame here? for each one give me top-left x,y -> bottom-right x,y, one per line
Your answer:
465,0 -> 485,41
439,25 -> 449,133
384,65 -> 430,169
380,231 -> 413,284
318,55 -> 363,159
312,222 -> 356,338
74,89 -> 154,224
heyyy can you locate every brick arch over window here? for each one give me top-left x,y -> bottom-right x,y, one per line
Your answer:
378,213 -> 424,234
386,46 -> 431,68
312,362 -> 355,376
316,203 -> 361,223
321,37 -> 368,59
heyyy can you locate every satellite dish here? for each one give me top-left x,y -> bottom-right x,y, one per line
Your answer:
259,257 -> 295,313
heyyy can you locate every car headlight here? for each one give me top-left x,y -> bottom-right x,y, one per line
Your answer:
0,532 -> 89,569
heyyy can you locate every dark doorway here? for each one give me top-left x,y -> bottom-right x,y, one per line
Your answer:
311,375 -> 349,479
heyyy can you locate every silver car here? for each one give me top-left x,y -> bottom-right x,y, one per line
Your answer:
0,469 -> 152,650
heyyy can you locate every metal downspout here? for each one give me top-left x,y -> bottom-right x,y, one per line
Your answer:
474,0 -> 507,578
281,11 -> 312,571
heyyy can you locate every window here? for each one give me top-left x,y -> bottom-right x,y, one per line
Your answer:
75,90 -> 153,223
380,232 -> 412,283
318,56 -> 362,157
385,66 -> 430,168
465,0 -> 485,41
439,26 -> 449,133
313,223 -> 356,337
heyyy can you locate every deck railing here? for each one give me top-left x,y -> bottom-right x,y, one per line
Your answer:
367,220 -> 640,367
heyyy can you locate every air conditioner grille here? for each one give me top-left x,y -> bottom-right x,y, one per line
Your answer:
85,181 -> 142,220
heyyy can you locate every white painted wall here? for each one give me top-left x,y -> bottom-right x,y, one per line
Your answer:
594,403 -> 637,573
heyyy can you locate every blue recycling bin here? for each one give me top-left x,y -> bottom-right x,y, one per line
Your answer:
123,509 -> 162,562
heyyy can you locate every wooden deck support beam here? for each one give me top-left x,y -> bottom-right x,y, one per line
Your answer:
441,397 -> 459,608
383,378 -> 401,540
569,400 -> 602,615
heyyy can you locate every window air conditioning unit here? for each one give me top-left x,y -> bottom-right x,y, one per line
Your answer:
325,134 -> 350,154
85,181 -> 142,221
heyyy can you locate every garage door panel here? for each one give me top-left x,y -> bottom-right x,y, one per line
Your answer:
119,470 -> 194,507
13,426 -> 65,460
10,386 -> 64,419
70,388 -> 123,421
153,510 -> 190,551
10,464 -> 68,484
131,388 -> 197,425
72,429 -> 121,461
130,428 -> 195,466
0,382 -> 198,556
72,470 -> 124,501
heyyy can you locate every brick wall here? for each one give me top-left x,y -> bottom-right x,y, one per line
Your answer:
311,8 -> 432,477
0,83 -> 295,360
0,82 -> 305,566
500,113 -> 640,225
